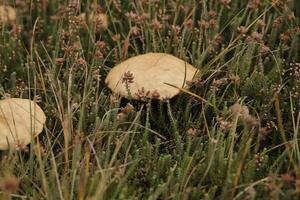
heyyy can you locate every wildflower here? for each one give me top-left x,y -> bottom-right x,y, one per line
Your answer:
211,78 -> 227,90
135,87 -> 150,100
208,19 -> 217,29
95,40 -> 106,49
186,78 -> 203,88
216,116 -> 230,130
259,44 -> 271,54
279,31 -> 290,42
92,68 -> 101,81
112,0 -> 122,12
69,0 -> 80,11
266,182 -> 277,190
131,26 -> 141,36
76,58 -> 87,66
273,16 -> 283,28
272,0 -> 291,8
171,25 -> 181,36
112,34 -> 121,42
136,13 -> 150,23
288,12 -> 295,21
220,0 -> 231,6
95,50 -> 104,59
122,71 -> 134,84
34,95 -> 42,103
251,31 -> 263,43
237,26 -> 248,34
212,34 -> 222,48
161,14 -> 171,21
245,36 -> 254,43
151,19 -> 163,30
208,10 -> 217,19
198,20 -> 209,30
220,120 -> 233,130
228,74 -> 241,85
187,127 -> 197,137
125,11 -> 137,21
56,57 -> 64,65
151,90 -> 160,99
109,94 -> 119,104
120,103 -> 134,114
259,127 -> 272,137
185,19 -> 194,30
248,0 -> 261,10
256,19 -> 266,28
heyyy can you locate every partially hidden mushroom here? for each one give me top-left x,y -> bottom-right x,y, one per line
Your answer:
0,98 -> 46,150
105,53 -> 198,100
0,5 -> 16,26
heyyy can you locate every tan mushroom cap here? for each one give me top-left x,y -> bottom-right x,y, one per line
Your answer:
0,5 -> 16,24
0,98 -> 46,150
105,53 -> 198,100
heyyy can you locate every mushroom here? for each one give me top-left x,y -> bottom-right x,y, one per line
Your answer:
0,98 -> 46,150
0,5 -> 16,26
105,53 -> 198,100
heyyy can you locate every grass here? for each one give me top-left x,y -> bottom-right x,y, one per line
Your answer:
0,0 -> 300,199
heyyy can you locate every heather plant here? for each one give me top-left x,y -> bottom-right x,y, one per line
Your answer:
0,0 -> 300,199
